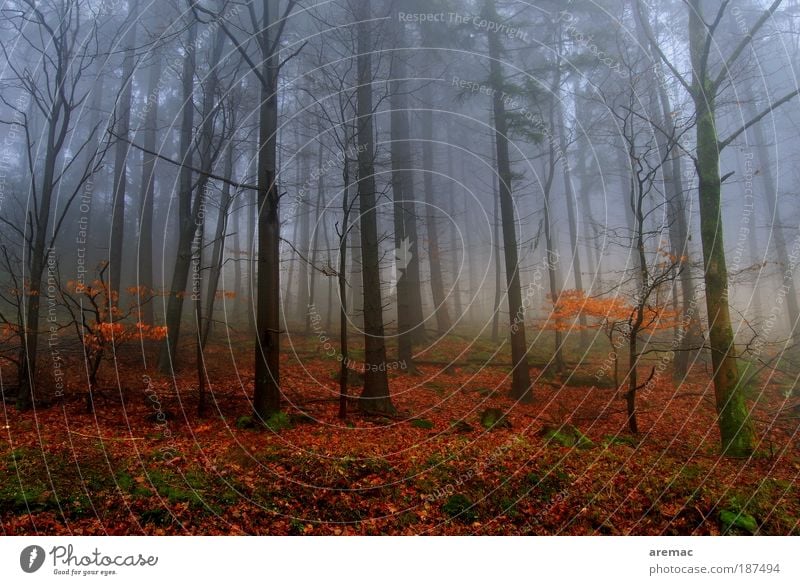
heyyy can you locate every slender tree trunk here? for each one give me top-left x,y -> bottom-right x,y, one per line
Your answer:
253,0 -> 282,419
284,209 -> 300,323
626,328 -> 639,434
17,65 -> 72,410
420,91 -> 451,336
492,157 -> 503,342
553,58 -> 588,348
389,10 -> 424,367
307,134 -> 325,334
295,135 -> 310,328
447,142 -> 463,324
743,82 -> 799,338
322,196 -> 334,332
195,211 -> 206,416
348,222 -> 363,328
232,178 -> 243,323
688,0 -> 753,456
634,1 -> 699,381
626,173 -> 650,436
247,181 -> 257,334
109,0 -> 138,298
356,3 -> 393,414
338,159 -> 353,420
158,21 -> 207,373
137,37 -> 161,326
542,162 -> 566,374
202,142 -> 235,344
486,0 -> 532,402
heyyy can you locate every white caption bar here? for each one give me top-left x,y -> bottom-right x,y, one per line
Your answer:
1,536 -> 796,584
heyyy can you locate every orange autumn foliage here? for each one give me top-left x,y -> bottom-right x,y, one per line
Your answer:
64,277 -> 167,352
549,290 -> 681,332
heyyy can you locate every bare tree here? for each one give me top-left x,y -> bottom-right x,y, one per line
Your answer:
0,0 -> 112,409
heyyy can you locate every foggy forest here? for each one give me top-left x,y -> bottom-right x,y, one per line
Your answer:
0,0 -> 799,536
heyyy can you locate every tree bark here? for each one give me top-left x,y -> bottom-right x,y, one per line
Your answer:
253,0 -> 283,419
553,55 -> 588,348
688,0 -> 754,456
485,0 -> 532,402
109,0 -> 138,298
202,141 -> 235,345
137,23 -> 161,326
389,9 -> 424,367
742,81 -> 799,338
356,3 -> 394,414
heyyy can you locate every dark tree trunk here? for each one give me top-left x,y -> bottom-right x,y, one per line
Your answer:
486,0 -> 532,402
253,0 -> 282,419
109,0 -> 138,298
742,81 -> 799,339
553,58 -> 588,349
307,134 -> 325,334
420,88 -> 451,336
356,3 -> 394,414
634,2 -> 699,382
247,182 -> 257,334
137,28 -> 161,326
491,158 -> 502,343
295,133 -> 310,329
688,0 -> 753,456
202,142 -> 235,345
389,9 -> 424,368
157,21 -> 198,373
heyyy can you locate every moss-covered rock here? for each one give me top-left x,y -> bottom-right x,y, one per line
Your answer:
719,509 -> 758,534
540,425 -> 593,448
480,408 -> 511,430
443,493 -> 477,522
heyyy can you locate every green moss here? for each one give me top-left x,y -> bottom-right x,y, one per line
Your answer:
480,408 -> 511,430
443,493 -> 477,522
719,509 -> 758,534
540,425 -> 593,449
265,412 -> 293,432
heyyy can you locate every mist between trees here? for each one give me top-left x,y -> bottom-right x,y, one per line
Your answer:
1,0 -> 799,460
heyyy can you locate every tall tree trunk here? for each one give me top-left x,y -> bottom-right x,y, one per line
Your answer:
247,181 -> 257,334
109,0 -> 139,298
17,44 -> 75,409
553,58 -> 588,349
195,207 -> 206,416
232,177 -> 243,323
338,156 -> 354,419
420,87 -> 451,336
307,133 -> 325,334
284,204 -> 300,324
542,160 -> 566,374
159,21 -> 223,374
389,9 -> 424,367
634,0 -> 699,382
688,0 -> 754,456
253,0 -> 282,419
447,138 -> 462,324
743,81 -> 799,338
356,3 -> 393,414
348,222 -> 363,328
485,0 -> 532,402
202,141 -> 235,345
491,153 -> 503,342
137,30 -> 161,326
295,134 -> 310,328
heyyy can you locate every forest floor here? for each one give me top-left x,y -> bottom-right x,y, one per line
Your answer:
1,335 -> 798,535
